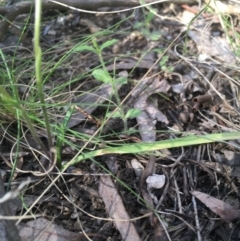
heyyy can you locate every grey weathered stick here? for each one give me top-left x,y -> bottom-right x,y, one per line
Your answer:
0,172 -> 21,241
0,0 -> 140,14
0,0 -> 210,41
0,0 -> 139,41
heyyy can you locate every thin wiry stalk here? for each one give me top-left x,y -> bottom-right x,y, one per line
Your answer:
34,0 -> 53,150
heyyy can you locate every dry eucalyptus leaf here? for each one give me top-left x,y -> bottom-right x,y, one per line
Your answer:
221,150 -> 240,166
59,82 -> 122,128
134,77 -> 170,142
99,176 -> 141,241
18,218 -> 84,241
106,57 -> 157,71
192,191 -> 240,222
136,111 -> 156,142
146,103 -> 168,124
188,30 -> 236,64
104,154 -> 119,175
205,0 -> 240,14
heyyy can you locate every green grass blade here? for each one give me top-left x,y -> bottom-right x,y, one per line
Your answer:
34,0 -> 52,149
62,131 -> 240,169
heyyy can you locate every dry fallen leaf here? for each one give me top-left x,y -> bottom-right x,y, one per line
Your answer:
133,77 -> 169,142
99,176 -> 141,241
132,76 -> 170,240
205,0 -> 240,15
192,191 -> 240,222
59,82 -> 123,128
188,29 -> 236,63
18,218 -> 87,241
106,57 -> 158,71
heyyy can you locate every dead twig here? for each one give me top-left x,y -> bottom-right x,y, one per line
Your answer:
0,0 -> 139,41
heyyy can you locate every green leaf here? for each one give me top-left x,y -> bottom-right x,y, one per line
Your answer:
56,106 -> 74,166
92,38 -> 99,51
146,11 -> 155,24
125,108 -> 142,119
149,31 -> 161,41
100,39 -> 118,51
106,110 -> 123,118
92,69 -> 112,83
160,56 -> 168,67
133,22 -> 143,29
61,105 -> 74,128
114,76 -> 127,85
73,45 -> 96,53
